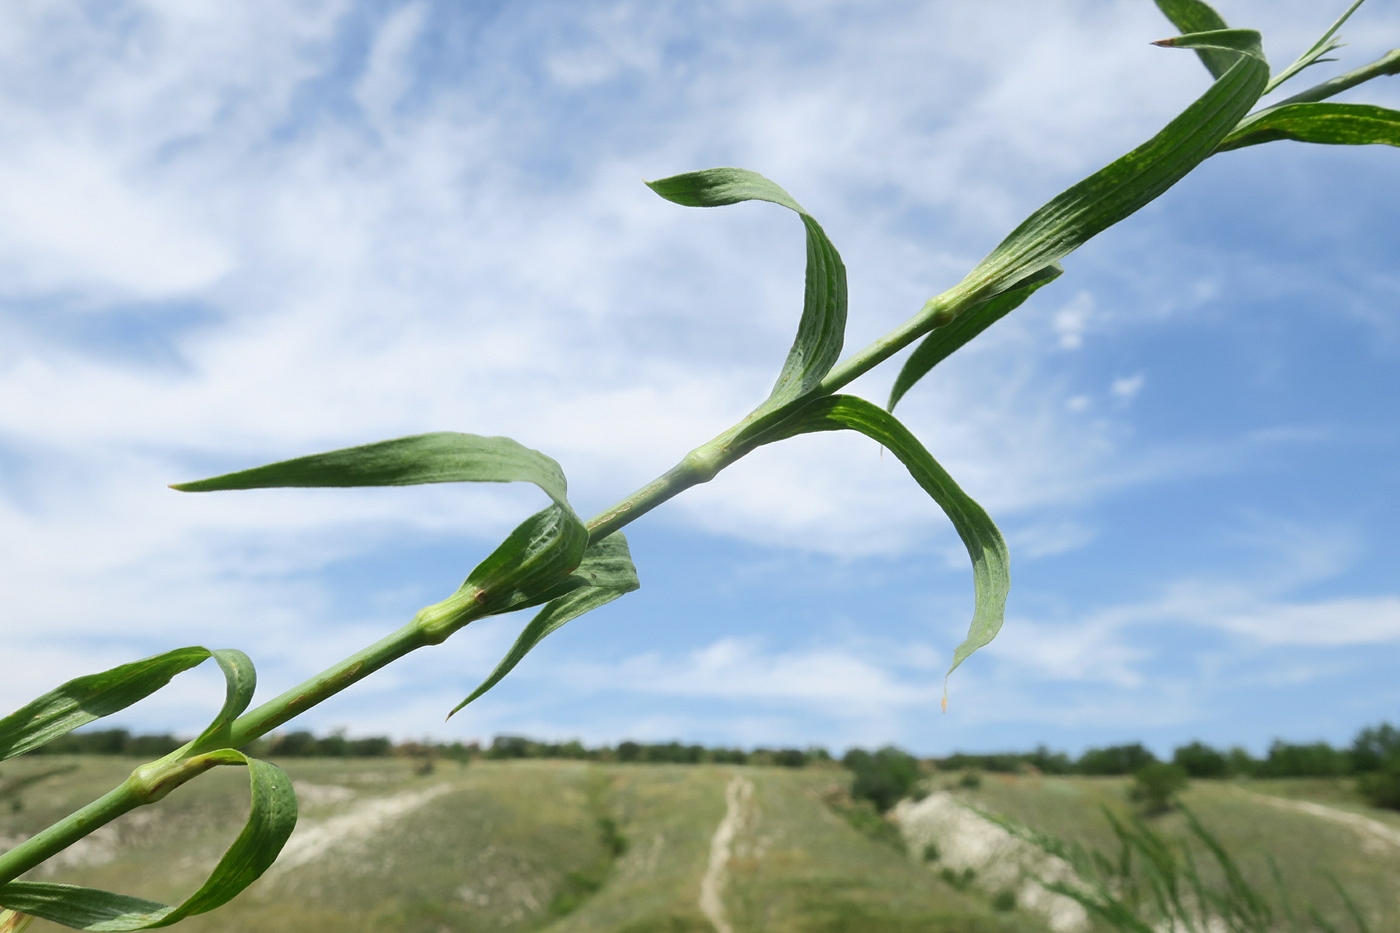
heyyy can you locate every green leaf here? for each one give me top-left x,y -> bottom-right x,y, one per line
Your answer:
173,432 -> 572,510
449,533 -> 639,717
187,650 -> 257,755
0,753 -> 297,930
1153,0 -> 1233,79
949,29 -> 1266,308
759,395 -> 1010,693
1218,102 -> 1400,151
175,432 -> 595,619
1,649 -> 212,761
1263,0 -> 1367,95
887,264 -> 1062,413
647,168 -> 847,410
460,505 -> 591,616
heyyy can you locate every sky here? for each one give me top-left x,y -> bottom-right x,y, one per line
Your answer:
1,0 -> 1398,758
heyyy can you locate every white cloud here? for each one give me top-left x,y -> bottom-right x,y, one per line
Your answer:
1,0 -> 1397,738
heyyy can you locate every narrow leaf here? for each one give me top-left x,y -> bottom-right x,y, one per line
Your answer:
760,395 -> 1010,690
647,168 -> 847,409
0,649 -> 211,761
460,505 -> 591,616
173,432 -> 572,510
187,650 -> 257,755
888,264 -> 1062,412
1264,0 -> 1368,95
449,533 -> 639,717
0,753 -> 297,930
1152,0 -> 1233,78
1218,102 -> 1400,151
949,29 -> 1266,307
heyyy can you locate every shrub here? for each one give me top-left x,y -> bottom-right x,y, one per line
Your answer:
844,746 -> 920,813
1358,759 -> 1400,810
1130,763 -> 1189,814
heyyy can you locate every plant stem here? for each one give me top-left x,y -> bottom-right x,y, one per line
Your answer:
1269,48 -> 1400,107
0,236 -> 976,889
1265,48 -> 1394,109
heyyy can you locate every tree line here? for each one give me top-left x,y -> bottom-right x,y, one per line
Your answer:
25,723 -> 1400,812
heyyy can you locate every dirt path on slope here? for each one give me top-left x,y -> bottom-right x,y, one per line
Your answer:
271,782 -> 454,873
1248,791 -> 1400,854
698,775 -> 752,933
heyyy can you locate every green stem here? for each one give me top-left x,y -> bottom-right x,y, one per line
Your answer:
0,751 -> 232,886
0,272 -> 979,890
1269,48 -> 1400,106
0,786 -> 139,887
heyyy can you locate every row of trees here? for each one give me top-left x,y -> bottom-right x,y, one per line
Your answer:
30,724 -> 1399,787
936,723 -> 1400,779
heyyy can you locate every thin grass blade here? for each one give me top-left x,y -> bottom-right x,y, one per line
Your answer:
1265,0 -> 1368,95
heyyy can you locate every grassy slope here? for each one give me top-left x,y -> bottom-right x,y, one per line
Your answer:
946,772 -> 1400,931
1,758 -> 1040,933
10,758 -> 1399,932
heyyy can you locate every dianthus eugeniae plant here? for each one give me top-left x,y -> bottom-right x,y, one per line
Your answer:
2,1 -> 1397,929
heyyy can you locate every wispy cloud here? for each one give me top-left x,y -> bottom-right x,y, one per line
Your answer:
1,0 -> 1397,746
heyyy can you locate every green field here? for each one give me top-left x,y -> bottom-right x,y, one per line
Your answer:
3,757 -> 1399,932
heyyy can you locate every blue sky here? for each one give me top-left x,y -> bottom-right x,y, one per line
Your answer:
1,0 -> 1398,758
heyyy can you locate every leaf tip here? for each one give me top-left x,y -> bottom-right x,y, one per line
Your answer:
1152,36 -> 1182,48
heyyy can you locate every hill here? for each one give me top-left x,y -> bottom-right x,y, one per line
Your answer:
4,757 -> 1400,931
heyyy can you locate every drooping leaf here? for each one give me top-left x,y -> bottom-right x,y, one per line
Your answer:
187,650 -> 257,755
449,533 -> 639,717
1263,0 -> 1368,95
173,432 -> 572,510
1217,102 -> 1400,151
0,752 -> 297,930
175,432 -> 594,621
888,264 -> 1062,412
459,505 -> 591,616
757,395 -> 1010,692
1,649 -> 212,761
647,168 -> 847,410
947,29 -> 1266,309
1152,0 -> 1233,78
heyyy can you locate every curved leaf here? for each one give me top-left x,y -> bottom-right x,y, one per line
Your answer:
647,168 -> 847,410
1,649 -> 212,761
1218,102 -> 1400,151
1153,0 -> 1233,78
949,29 -> 1266,308
175,432 -> 594,621
173,432 -> 572,510
460,505 -> 591,616
0,752 -> 297,930
187,650 -> 257,755
449,533 -> 639,717
759,395 -> 1010,694
888,264 -> 1062,412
